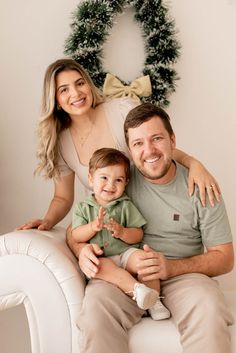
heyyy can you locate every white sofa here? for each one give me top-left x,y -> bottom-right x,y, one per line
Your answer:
0,227 -> 235,353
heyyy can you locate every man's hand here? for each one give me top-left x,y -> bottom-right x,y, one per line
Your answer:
137,244 -> 171,281
104,218 -> 124,239
137,243 -> 234,281
78,243 -> 103,278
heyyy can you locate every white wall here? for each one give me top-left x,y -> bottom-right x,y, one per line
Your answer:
0,0 -> 80,234
169,0 -> 236,290
0,1 -> 236,352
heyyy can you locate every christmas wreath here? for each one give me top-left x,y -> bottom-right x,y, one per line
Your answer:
64,0 -> 180,106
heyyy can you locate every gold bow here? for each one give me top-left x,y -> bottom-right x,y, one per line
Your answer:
103,73 -> 152,102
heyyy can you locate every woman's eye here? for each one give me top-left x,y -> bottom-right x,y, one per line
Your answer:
77,80 -> 85,86
59,87 -> 67,94
101,176 -> 107,180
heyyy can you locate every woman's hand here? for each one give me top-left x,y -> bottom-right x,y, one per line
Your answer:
16,218 -> 53,231
78,243 -> 103,278
187,159 -> 221,207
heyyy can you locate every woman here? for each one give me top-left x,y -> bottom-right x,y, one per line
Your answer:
17,58 -> 220,233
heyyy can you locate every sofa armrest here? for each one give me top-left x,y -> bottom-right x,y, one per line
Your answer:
0,227 -> 86,353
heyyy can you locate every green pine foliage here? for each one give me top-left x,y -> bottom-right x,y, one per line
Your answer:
64,0 -> 180,106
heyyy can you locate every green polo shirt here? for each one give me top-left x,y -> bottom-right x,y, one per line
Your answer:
72,193 -> 147,256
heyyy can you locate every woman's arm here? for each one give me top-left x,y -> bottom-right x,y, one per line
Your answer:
173,148 -> 221,207
17,173 -> 75,230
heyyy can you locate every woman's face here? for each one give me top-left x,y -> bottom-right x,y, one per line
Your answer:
55,69 -> 93,118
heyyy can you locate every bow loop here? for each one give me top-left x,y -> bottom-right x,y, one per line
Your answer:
103,73 -> 152,102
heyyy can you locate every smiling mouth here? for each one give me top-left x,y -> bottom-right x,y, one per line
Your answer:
144,156 -> 160,163
71,98 -> 85,106
103,190 -> 115,194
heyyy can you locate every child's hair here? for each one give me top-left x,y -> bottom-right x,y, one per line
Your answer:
89,148 -> 130,181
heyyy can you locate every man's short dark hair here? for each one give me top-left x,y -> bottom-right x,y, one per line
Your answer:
124,103 -> 174,146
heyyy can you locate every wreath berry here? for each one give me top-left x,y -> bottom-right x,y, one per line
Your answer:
64,0 -> 180,106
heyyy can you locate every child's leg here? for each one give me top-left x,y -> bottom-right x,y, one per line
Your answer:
125,250 -> 170,320
125,249 -> 161,292
94,257 -> 137,293
94,257 -> 158,310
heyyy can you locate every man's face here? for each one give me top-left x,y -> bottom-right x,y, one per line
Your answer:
128,116 -> 176,184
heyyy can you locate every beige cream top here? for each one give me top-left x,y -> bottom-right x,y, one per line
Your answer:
57,97 -> 138,189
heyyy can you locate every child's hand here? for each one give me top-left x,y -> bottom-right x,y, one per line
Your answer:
104,218 -> 124,239
91,207 -> 106,232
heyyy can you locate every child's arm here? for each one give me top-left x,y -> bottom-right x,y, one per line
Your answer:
104,218 -> 143,244
72,207 -> 106,242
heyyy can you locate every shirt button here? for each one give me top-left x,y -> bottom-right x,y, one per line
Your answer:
104,241 -> 109,248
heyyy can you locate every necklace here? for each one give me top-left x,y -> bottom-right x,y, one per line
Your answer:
76,120 -> 94,147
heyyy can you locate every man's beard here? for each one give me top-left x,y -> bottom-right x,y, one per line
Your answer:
138,157 -> 172,181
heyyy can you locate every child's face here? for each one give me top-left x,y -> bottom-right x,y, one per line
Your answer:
88,164 -> 128,206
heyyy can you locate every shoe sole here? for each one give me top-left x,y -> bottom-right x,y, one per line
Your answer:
138,291 -> 159,310
149,311 -> 171,320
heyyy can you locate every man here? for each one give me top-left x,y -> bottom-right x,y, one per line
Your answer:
68,103 -> 234,353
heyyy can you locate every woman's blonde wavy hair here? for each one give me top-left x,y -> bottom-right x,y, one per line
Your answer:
35,58 -> 104,179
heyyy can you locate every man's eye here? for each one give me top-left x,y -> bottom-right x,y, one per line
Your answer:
153,136 -> 161,141
133,142 -> 142,147
101,176 -> 107,180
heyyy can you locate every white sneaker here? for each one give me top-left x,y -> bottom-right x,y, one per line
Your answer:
132,283 -> 159,310
148,300 -> 170,320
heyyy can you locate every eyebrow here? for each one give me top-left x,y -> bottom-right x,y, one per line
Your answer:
130,138 -> 142,144
131,133 -> 163,143
99,173 -> 125,179
57,78 -> 84,92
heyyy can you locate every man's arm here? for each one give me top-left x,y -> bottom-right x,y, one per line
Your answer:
137,243 -> 234,282
66,225 -> 85,258
66,225 -> 103,278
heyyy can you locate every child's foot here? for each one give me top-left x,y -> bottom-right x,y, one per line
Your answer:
148,299 -> 170,320
132,283 -> 159,310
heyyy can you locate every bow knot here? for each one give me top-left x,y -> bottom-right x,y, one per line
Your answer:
124,86 -> 131,95
103,73 -> 152,102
